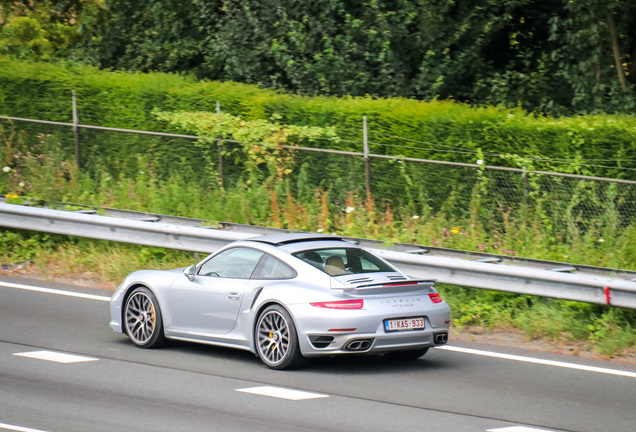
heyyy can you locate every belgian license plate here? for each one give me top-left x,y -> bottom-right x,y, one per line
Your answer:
384,317 -> 425,332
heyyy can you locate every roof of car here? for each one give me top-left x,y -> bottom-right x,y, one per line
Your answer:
245,232 -> 349,246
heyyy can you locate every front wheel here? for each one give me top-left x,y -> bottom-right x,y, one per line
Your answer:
255,305 -> 306,370
124,287 -> 166,348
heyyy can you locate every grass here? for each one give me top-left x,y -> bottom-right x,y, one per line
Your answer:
439,285 -> 636,358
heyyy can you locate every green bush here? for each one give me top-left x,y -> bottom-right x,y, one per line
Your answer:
1,58 -> 635,178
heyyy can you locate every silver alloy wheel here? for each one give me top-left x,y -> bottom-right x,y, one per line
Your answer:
125,291 -> 157,345
257,310 -> 290,366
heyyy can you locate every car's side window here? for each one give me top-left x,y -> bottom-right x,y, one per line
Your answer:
198,247 -> 264,279
253,254 -> 297,280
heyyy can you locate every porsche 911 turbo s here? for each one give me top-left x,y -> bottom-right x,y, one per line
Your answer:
109,233 -> 451,369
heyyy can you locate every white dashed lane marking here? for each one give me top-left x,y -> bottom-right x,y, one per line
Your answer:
13,351 -> 99,364
488,427 -> 557,432
236,386 -> 329,400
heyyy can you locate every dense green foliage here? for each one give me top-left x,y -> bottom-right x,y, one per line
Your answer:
1,60 -> 635,254
0,1 -> 104,60
1,59 -> 635,180
3,0 -> 635,114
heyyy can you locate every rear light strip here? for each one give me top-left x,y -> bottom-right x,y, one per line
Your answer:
310,299 -> 364,309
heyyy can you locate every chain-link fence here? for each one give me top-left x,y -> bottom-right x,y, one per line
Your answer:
2,115 -> 636,242
363,155 -> 636,241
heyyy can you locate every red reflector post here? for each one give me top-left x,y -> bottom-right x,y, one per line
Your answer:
428,293 -> 443,303
310,299 -> 364,309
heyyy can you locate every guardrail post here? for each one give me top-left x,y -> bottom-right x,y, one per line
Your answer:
522,166 -> 529,205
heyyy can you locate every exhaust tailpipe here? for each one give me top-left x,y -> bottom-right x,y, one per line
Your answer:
344,339 -> 373,351
434,333 -> 448,344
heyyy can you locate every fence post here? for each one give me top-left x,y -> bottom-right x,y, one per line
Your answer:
363,116 -> 370,197
72,90 -> 80,167
216,102 -> 224,188
522,166 -> 528,206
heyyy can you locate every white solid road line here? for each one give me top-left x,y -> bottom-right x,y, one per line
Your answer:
0,422 -> 51,432
0,281 -> 110,301
438,345 -> 636,379
3,280 -> 636,379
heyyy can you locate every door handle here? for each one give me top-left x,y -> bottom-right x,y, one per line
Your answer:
227,292 -> 241,301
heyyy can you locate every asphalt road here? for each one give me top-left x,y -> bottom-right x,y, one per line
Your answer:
1,275 -> 635,432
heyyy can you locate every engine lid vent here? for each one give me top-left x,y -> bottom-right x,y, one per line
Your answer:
345,277 -> 373,285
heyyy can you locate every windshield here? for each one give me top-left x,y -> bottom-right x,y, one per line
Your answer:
292,247 -> 395,276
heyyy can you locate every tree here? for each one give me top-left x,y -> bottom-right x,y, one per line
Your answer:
96,0 -> 215,74
9,0 -> 636,115
0,0 -> 105,60
547,0 -> 636,113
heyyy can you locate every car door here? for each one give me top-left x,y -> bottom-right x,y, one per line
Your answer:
169,247 -> 265,334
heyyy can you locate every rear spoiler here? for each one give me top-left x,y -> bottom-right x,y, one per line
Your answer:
341,279 -> 437,296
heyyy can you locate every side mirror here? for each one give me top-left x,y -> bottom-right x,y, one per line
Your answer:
184,264 -> 197,281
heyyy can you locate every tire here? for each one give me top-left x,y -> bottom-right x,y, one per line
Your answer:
255,305 -> 306,370
124,287 -> 166,348
384,347 -> 429,361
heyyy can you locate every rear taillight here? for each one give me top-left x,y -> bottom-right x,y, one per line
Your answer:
428,293 -> 443,303
310,299 -> 365,309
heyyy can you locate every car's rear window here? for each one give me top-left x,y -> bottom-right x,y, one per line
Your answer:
292,248 -> 394,276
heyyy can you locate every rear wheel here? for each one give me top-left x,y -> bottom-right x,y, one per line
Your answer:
124,287 -> 166,348
385,347 -> 429,361
255,305 -> 306,370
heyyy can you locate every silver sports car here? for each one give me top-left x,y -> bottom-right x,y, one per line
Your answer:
109,233 -> 451,369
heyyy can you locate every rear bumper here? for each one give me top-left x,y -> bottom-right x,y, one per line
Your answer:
291,301 -> 451,357
300,326 -> 449,357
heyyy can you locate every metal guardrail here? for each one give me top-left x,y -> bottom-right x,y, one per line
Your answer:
1,201 -> 635,308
